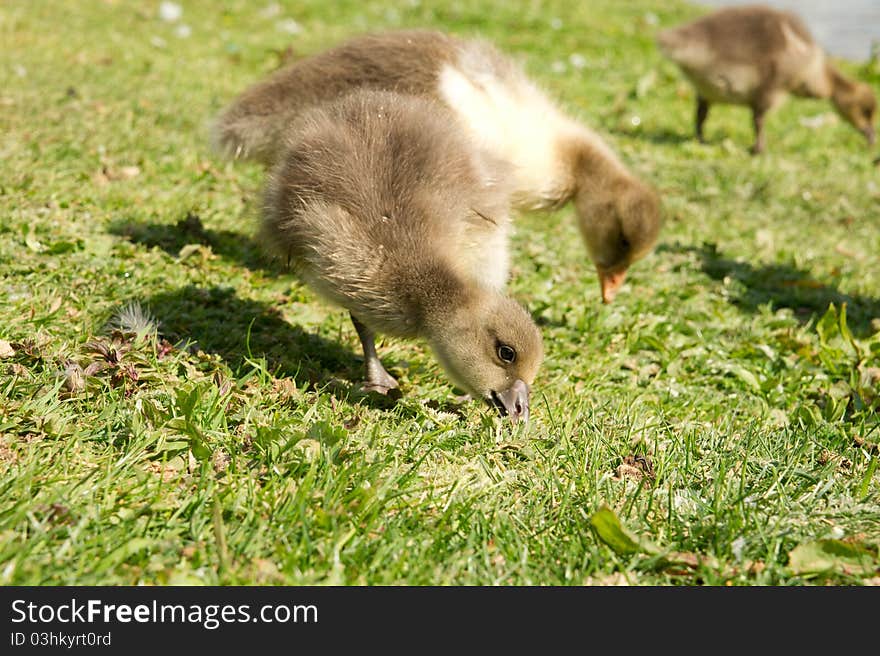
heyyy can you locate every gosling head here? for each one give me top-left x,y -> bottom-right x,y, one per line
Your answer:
575,178 -> 662,303
428,290 -> 543,423
832,80 -> 877,146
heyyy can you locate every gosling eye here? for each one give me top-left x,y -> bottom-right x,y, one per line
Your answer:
497,343 -> 517,364
620,236 -> 631,251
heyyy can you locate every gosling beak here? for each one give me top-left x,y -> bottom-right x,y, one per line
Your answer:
863,126 -> 876,146
489,379 -> 530,423
598,267 -> 628,304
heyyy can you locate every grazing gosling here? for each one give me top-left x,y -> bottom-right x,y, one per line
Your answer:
213,30 -> 662,304
262,89 -> 543,421
657,5 -> 878,154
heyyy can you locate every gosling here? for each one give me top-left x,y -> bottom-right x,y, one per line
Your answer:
213,30 -> 663,304
262,89 -> 543,421
657,5 -> 878,153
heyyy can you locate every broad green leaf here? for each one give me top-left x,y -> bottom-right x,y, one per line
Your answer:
816,304 -> 838,345
169,416 -> 213,461
838,303 -> 861,358
155,439 -> 189,453
94,538 -> 154,574
307,419 -> 346,446
589,506 -> 659,556
175,386 -> 199,416
22,225 -> 44,252
47,239 -> 83,254
858,457 -> 877,501
728,364 -> 761,393
788,539 -> 877,576
189,427 -> 213,461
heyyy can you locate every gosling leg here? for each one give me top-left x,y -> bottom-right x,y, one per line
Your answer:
695,95 -> 710,143
350,313 -> 399,394
750,106 -> 767,155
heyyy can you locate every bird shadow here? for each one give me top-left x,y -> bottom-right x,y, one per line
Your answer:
108,212 -> 281,274
145,285 -> 350,381
110,214 -> 411,408
143,285 -> 402,410
661,242 -> 880,337
628,127 -> 693,146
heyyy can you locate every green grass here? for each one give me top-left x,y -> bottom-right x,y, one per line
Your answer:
2,0 -> 879,585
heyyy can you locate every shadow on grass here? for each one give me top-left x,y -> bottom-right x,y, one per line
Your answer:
145,285 -> 348,381
108,212 -> 280,274
631,127 -> 694,146
662,242 -> 880,337
144,285 -> 404,409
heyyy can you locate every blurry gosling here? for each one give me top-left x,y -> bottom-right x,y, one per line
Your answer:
657,5 -> 878,154
213,30 -> 663,304
262,89 -> 543,421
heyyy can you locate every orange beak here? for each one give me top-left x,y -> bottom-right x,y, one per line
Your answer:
598,268 -> 627,304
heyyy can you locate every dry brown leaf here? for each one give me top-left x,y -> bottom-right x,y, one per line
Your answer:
834,243 -> 861,259
273,377 -> 298,401
212,449 -> 230,473
145,460 -> 184,483
7,363 -> 28,377
62,364 -> 85,395
852,435 -> 879,455
177,243 -> 213,261
117,165 -> 140,179
92,169 -> 110,186
665,551 -> 700,568
615,462 -> 643,481
747,560 -> 765,575
0,440 -> 17,464
583,572 -> 631,586
99,165 -> 141,181
861,367 -> 880,384
614,454 -> 655,481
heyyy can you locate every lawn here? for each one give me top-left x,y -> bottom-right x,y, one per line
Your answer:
1,0 -> 879,585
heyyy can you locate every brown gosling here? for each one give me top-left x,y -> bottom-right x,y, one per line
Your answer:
262,89 -> 543,421
212,30 -> 663,304
657,4 -> 878,154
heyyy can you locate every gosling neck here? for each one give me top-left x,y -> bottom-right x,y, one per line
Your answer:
826,61 -> 857,102
566,130 -> 630,202
401,259 -> 478,339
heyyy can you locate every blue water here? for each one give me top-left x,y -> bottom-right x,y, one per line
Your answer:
700,0 -> 880,61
